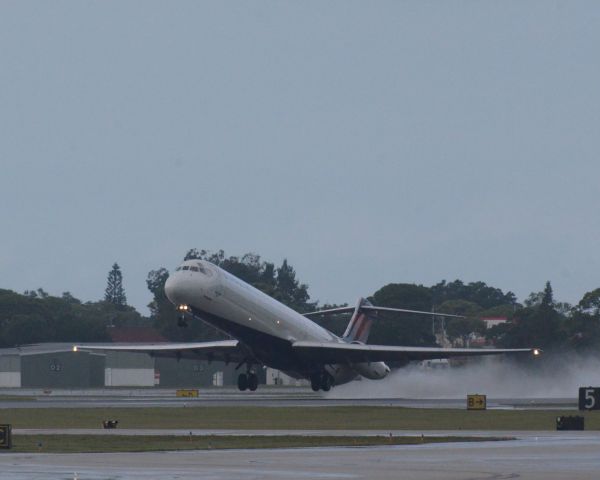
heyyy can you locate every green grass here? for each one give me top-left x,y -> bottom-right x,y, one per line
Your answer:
7,434 -> 512,453
1,406 -> 598,430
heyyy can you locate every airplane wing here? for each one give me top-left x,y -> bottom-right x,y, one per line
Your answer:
73,340 -> 244,362
292,341 -> 539,364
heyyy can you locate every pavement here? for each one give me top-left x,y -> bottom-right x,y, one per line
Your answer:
0,387 -> 578,409
9,428 -> 594,437
0,388 -> 592,479
1,433 -> 600,479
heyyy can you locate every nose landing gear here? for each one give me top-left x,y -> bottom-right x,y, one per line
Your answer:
176,305 -> 189,328
177,314 -> 188,328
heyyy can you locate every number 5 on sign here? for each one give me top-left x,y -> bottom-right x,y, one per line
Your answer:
578,387 -> 600,410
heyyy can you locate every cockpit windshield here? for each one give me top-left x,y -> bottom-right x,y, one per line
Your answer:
196,263 -> 207,274
175,263 -> 208,274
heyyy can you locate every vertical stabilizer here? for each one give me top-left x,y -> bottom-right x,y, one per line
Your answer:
343,298 -> 375,343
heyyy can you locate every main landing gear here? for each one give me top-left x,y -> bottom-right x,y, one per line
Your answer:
310,372 -> 333,392
177,314 -> 188,328
237,372 -> 258,391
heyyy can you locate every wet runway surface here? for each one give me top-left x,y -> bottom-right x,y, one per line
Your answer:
0,389 -> 594,479
0,388 -> 577,409
9,428 -> 590,437
1,433 -> 600,479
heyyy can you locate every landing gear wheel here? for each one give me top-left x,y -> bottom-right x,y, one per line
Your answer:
310,372 -> 333,392
237,373 -> 248,391
248,373 -> 258,391
321,374 -> 332,392
310,374 -> 321,392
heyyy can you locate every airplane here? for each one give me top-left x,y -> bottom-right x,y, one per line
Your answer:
74,259 -> 540,392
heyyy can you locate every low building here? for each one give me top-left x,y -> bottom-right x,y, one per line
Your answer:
0,340 -> 254,389
154,357 -> 240,387
482,317 -> 509,329
0,350 -> 21,387
104,351 -> 155,387
265,367 -> 307,386
103,327 -> 166,387
0,344 -> 105,388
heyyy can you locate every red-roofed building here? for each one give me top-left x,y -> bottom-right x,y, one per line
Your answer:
107,326 -> 167,343
481,317 -> 509,329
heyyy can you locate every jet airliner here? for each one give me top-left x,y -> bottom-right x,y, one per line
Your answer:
75,259 -> 539,392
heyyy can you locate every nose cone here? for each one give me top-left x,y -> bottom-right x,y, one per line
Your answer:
164,271 -> 198,306
164,274 -> 179,305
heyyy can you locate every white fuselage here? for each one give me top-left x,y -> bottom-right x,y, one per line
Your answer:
164,259 -> 388,384
165,260 -> 339,343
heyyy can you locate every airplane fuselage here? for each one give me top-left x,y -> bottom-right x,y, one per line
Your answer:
74,259 -> 536,392
164,259 -> 385,385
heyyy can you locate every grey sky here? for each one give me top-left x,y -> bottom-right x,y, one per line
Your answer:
1,1 -> 599,314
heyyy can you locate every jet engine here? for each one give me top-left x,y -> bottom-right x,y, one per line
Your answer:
351,361 -> 390,380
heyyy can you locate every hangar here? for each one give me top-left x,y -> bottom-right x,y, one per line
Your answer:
0,343 -> 244,388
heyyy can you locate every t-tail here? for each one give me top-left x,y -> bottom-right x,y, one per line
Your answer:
343,297 -> 375,343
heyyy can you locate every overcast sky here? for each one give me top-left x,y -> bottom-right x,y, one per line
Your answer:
1,1 -> 599,314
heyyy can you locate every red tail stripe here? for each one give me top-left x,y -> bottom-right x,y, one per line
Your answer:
354,314 -> 370,341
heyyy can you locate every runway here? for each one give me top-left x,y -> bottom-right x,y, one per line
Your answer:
9,428 -> 592,437
0,388 -> 594,479
1,433 -> 600,479
0,387 -> 578,409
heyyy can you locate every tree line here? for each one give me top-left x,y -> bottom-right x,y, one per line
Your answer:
0,263 -> 142,347
1,250 -> 599,354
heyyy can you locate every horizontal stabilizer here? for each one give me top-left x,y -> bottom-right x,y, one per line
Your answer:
304,304 -> 463,318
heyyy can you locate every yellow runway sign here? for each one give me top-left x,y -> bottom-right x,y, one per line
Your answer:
176,389 -> 199,398
467,394 -> 486,410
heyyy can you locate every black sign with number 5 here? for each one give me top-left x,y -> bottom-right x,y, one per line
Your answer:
578,387 -> 600,410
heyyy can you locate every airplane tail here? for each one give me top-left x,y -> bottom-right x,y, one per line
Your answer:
304,300 -> 462,343
342,298 -> 375,343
